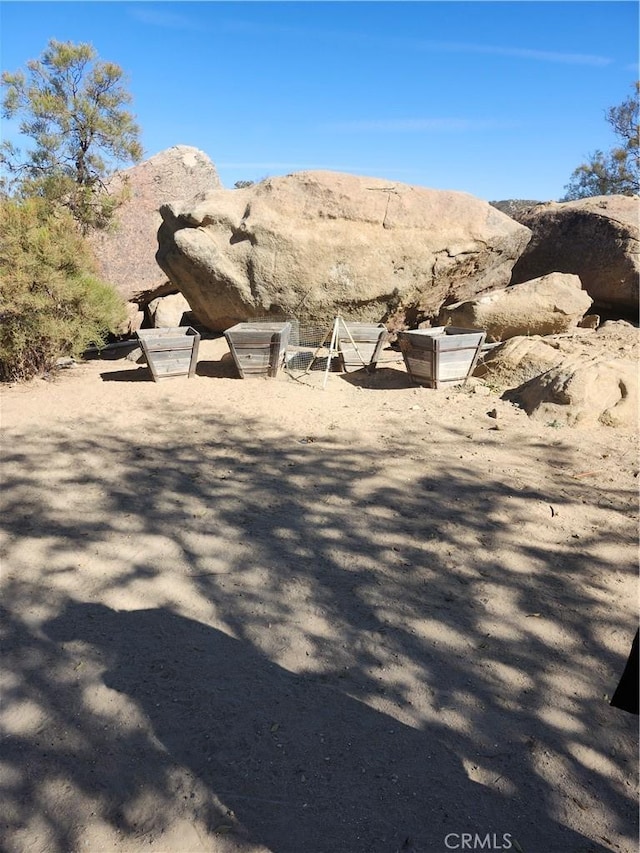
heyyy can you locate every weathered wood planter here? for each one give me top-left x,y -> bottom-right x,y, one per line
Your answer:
137,327 -> 200,382
224,322 -> 292,378
397,327 -> 486,388
337,322 -> 389,372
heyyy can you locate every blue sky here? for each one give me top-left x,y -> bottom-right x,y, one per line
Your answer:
1,1 -> 638,201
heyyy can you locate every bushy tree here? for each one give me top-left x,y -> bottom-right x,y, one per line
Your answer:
0,197 -> 126,381
562,82 -> 639,200
1,39 -> 143,230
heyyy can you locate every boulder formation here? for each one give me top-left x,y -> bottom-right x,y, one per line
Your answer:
508,195 -> 639,315
146,292 -> 193,328
438,272 -> 593,341
474,335 -> 564,388
155,171 -> 531,332
504,357 -> 637,428
87,145 -> 221,314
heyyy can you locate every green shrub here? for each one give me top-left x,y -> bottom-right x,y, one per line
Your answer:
0,197 -> 126,382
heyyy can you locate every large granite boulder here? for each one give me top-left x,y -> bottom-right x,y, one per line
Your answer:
509,196 -> 639,314
155,171 -> 531,332
88,145 -> 221,306
438,272 -> 593,341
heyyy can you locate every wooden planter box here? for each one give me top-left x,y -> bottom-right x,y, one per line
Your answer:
224,322 -> 292,378
137,327 -> 200,382
337,323 -> 389,372
397,326 -> 486,388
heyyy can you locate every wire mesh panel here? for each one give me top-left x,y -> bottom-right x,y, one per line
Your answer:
241,315 -> 393,384
284,322 -> 337,376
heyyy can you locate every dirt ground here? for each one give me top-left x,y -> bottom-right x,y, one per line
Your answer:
1,334 -> 638,853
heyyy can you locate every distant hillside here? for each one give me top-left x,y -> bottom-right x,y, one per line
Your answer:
490,199 -> 544,219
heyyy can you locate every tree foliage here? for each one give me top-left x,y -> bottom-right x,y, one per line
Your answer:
562,82 -> 639,200
1,40 -> 143,230
0,197 -> 126,382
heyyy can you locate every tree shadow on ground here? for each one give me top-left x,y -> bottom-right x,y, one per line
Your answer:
1,408 -> 637,852
24,600 -> 607,853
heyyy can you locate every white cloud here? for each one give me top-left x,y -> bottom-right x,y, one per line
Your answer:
127,7 -> 199,30
320,118 -> 523,134
201,17 -> 613,67
418,39 -> 612,67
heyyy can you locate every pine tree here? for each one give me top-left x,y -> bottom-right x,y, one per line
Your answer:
1,39 -> 143,230
562,82 -> 639,200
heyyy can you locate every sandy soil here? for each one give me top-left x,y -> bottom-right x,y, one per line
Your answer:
1,336 -> 638,853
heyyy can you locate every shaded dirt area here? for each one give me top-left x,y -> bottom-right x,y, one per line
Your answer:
1,337 -> 638,853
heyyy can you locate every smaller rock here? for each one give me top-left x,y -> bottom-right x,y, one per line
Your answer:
147,292 -> 192,328
119,302 -> 144,335
55,357 -> 75,368
472,384 -> 492,396
125,346 -> 144,363
439,272 -> 593,341
504,357 -> 637,427
474,335 -> 563,389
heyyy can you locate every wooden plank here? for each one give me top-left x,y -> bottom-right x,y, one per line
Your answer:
437,335 -> 485,352
227,344 -> 272,357
143,339 -> 196,353
397,331 -> 437,352
228,332 -> 280,345
188,336 -> 200,377
439,363 -> 472,381
338,323 -> 385,340
152,358 -> 193,375
369,329 -> 389,368
145,348 -> 194,362
405,359 -> 434,376
151,352 -> 193,366
399,344 -> 434,364
405,355 -> 435,380
437,350 -> 476,366
236,353 -> 272,367
138,327 -> 187,339
340,343 -> 377,368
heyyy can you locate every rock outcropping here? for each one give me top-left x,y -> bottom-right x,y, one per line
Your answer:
439,272 -> 593,341
146,292 -> 193,329
88,146 -> 221,314
504,357 -> 637,428
156,171 -> 531,332
508,195 -> 639,314
474,335 -> 564,387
